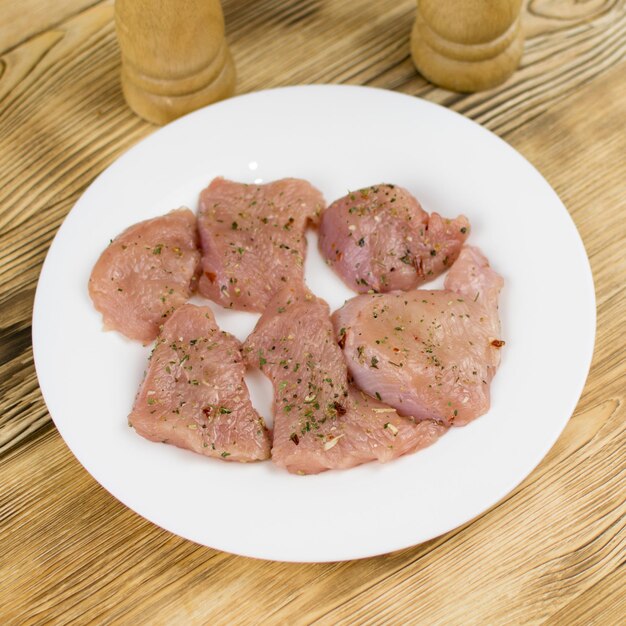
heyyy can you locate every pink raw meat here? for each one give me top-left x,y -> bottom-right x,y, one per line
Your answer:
319,184 -> 469,293
197,177 -> 325,311
129,304 -> 270,462
89,208 -> 200,344
333,246 -> 504,426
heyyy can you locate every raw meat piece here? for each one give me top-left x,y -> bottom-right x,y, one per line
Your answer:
444,245 -> 503,316
89,208 -> 200,344
243,285 -> 445,474
197,177 -> 325,311
333,246 -> 504,426
129,304 -> 270,462
319,184 -> 469,293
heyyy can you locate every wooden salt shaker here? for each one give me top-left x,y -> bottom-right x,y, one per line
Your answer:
411,0 -> 524,92
115,0 -> 236,125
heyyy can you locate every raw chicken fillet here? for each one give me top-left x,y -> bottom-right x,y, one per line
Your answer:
89,208 -> 200,344
197,177 -> 325,312
319,184 -> 469,293
333,246 -> 504,426
129,304 -> 270,462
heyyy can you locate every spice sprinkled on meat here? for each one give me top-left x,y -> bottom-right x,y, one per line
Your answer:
197,177 -> 325,312
243,285 -> 445,474
319,184 -> 469,293
129,304 -> 270,462
333,246 -> 504,426
89,208 -> 200,344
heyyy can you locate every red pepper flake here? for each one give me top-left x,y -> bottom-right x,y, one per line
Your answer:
333,401 -> 347,416
491,339 -> 506,348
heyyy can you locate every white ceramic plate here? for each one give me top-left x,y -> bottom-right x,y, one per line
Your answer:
33,85 -> 595,562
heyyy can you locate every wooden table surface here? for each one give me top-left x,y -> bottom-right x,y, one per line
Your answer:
1,1 -> 625,623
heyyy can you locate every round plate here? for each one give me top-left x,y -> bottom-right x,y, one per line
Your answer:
33,85 -> 595,562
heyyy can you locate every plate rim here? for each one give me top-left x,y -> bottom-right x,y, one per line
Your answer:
32,84 -> 597,562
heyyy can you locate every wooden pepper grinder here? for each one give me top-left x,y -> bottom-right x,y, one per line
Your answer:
115,0 -> 236,125
411,0 -> 524,92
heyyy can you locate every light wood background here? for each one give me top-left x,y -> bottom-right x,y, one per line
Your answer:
1,1 -> 625,624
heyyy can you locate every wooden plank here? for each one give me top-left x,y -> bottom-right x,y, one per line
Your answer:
0,0 -> 100,54
0,1 -> 625,624
543,565 -> 626,626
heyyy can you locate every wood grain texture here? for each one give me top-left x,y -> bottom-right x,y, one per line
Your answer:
0,0 -> 98,52
544,565 -> 626,626
1,0 -> 625,623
